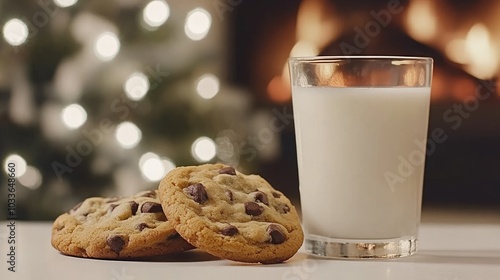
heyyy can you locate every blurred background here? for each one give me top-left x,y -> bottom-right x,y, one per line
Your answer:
0,0 -> 499,220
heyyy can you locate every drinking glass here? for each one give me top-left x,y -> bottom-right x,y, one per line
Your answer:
289,56 -> 433,258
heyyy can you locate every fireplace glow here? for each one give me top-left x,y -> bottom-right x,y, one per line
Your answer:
405,0 -> 437,43
464,24 -> 497,79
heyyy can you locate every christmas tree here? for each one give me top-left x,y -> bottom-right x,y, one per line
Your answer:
0,0 -> 271,220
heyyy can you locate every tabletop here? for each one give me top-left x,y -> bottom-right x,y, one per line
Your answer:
1,222 -> 499,280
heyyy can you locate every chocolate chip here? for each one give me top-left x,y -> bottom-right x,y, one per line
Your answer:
106,235 -> 126,254
184,183 -> 208,204
129,201 -> 139,214
136,223 -> 149,231
221,225 -> 239,236
253,191 -> 269,206
167,233 -> 180,240
70,201 -> 83,213
244,202 -> 264,216
141,191 -> 156,198
219,166 -> 236,175
140,202 -> 163,213
271,191 -> 281,198
267,224 -> 286,244
225,190 -> 233,202
277,204 -> 290,214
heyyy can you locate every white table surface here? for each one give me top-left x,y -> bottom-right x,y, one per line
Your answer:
1,222 -> 499,280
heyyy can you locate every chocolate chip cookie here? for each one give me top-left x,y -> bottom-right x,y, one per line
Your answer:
51,190 -> 193,259
159,164 -> 304,264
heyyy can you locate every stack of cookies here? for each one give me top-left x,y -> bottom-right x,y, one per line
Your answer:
51,163 -> 304,264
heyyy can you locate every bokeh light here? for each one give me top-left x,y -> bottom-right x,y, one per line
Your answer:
143,0 -> 170,28
3,19 -> 29,46
196,74 -> 220,99
464,24 -> 497,79
290,40 -> 319,57
139,152 -> 176,182
61,103 -> 87,129
54,0 -> 78,8
18,166 -> 43,189
124,72 -> 150,101
4,154 -> 27,177
115,122 -> 142,149
405,0 -> 437,43
184,8 -> 211,41
94,32 -> 120,61
191,136 -> 216,162
445,39 -> 468,65
161,158 -> 176,174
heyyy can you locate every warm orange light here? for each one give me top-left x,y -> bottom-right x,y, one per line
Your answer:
445,39 -> 468,65
451,77 -> 477,101
290,40 -> 319,57
267,76 -> 291,103
430,68 -> 448,102
405,0 -> 437,43
296,0 -> 338,50
464,24 -> 497,79
268,0 -> 339,104
496,79 -> 500,97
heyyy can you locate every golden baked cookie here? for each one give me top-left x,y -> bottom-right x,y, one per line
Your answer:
159,164 -> 304,264
51,190 -> 193,259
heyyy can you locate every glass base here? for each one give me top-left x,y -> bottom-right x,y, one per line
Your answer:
305,235 -> 417,259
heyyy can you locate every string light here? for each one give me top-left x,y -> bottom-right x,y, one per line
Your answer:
3,19 -> 29,46
161,158 -> 176,174
4,154 -> 27,177
139,152 -> 176,182
54,0 -> 78,8
139,153 -> 163,182
115,122 -> 142,149
18,166 -> 42,189
143,0 -> 170,28
191,136 -> 216,162
124,72 -> 150,101
184,8 -> 211,41
94,32 -> 120,61
61,104 -> 87,129
196,74 -> 220,99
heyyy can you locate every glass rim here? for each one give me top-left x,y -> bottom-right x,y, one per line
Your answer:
289,55 -> 433,64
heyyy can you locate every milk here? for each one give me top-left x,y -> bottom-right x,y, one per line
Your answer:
292,86 -> 430,239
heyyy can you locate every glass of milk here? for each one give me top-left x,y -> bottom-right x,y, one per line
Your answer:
289,56 -> 433,258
